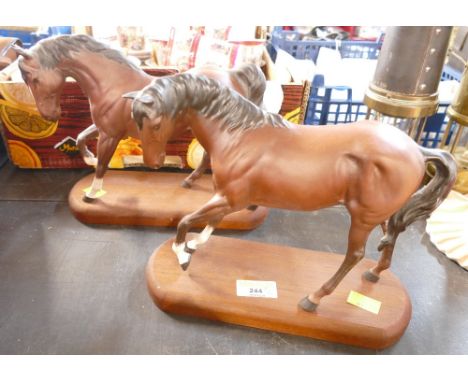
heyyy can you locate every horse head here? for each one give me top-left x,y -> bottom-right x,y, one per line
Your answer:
123,89 -> 168,169
12,44 -> 64,122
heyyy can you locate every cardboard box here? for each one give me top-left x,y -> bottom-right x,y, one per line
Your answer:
0,67 -> 179,169
0,66 -> 309,170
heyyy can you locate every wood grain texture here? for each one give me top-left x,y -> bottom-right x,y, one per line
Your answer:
146,235 -> 412,349
68,170 -> 268,230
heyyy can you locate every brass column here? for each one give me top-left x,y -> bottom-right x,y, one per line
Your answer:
440,63 -> 468,164
364,26 -> 453,141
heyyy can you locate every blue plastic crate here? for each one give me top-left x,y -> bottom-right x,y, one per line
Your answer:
305,94 -> 370,125
0,26 -> 72,48
418,104 -> 450,148
300,45 -> 462,147
304,73 -> 455,148
304,74 -> 370,125
270,30 -> 382,62
441,65 -> 462,82
48,26 -> 72,35
0,28 -> 35,47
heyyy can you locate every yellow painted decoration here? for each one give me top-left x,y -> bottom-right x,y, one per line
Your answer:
7,140 -> 42,168
0,100 -> 58,140
109,137 -> 143,169
187,138 -> 205,170
83,187 -> 107,198
346,290 -> 382,314
284,107 -> 301,124
0,82 -> 37,112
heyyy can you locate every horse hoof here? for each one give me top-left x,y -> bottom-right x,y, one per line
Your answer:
181,179 -> 192,189
172,242 -> 192,270
82,195 -> 97,203
298,297 -> 318,312
184,243 -> 196,254
180,261 -> 191,271
363,270 -> 380,283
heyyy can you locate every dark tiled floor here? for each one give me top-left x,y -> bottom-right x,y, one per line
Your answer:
0,162 -> 467,354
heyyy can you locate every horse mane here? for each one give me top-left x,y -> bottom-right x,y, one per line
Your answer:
229,63 -> 266,107
29,34 -> 139,70
147,72 -> 289,133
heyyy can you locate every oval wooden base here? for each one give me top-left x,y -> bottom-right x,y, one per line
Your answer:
68,171 -> 267,230
146,236 -> 412,349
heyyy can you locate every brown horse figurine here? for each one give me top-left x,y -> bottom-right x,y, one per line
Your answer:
10,35 -> 266,199
125,73 -> 457,312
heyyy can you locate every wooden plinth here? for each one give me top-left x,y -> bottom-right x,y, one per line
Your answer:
68,171 -> 267,230
146,236 -> 412,349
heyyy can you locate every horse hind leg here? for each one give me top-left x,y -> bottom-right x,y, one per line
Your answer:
380,221 -> 387,235
363,219 -> 401,283
299,220 -> 373,312
182,149 -> 210,188
362,147 -> 457,281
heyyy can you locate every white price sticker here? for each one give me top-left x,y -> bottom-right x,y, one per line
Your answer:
236,280 -> 278,299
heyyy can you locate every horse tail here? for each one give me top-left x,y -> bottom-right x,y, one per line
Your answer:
232,63 -> 266,107
378,147 -> 458,251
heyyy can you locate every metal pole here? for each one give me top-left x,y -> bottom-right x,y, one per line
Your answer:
365,108 -> 371,120
407,118 -> 418,138
415,117 -> 428,143
439,118 -> 454,148
449,122 -> 464,154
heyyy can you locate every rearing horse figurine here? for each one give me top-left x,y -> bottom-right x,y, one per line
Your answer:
10,35 -> 266,199
125,73 -> 457,312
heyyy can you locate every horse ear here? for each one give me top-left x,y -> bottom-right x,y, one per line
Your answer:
137,94 -> 154,105
0,40 -> 15,56
10,43 -> 33,60
122,92 -> 153,105
122,91 -> 139,100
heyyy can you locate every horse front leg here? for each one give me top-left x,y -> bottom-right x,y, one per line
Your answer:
181,149 -> 210,188
83,133 -> 122,202
172,193 -> 234,270
76,124 -> 99,166
299,220 -> 373,312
